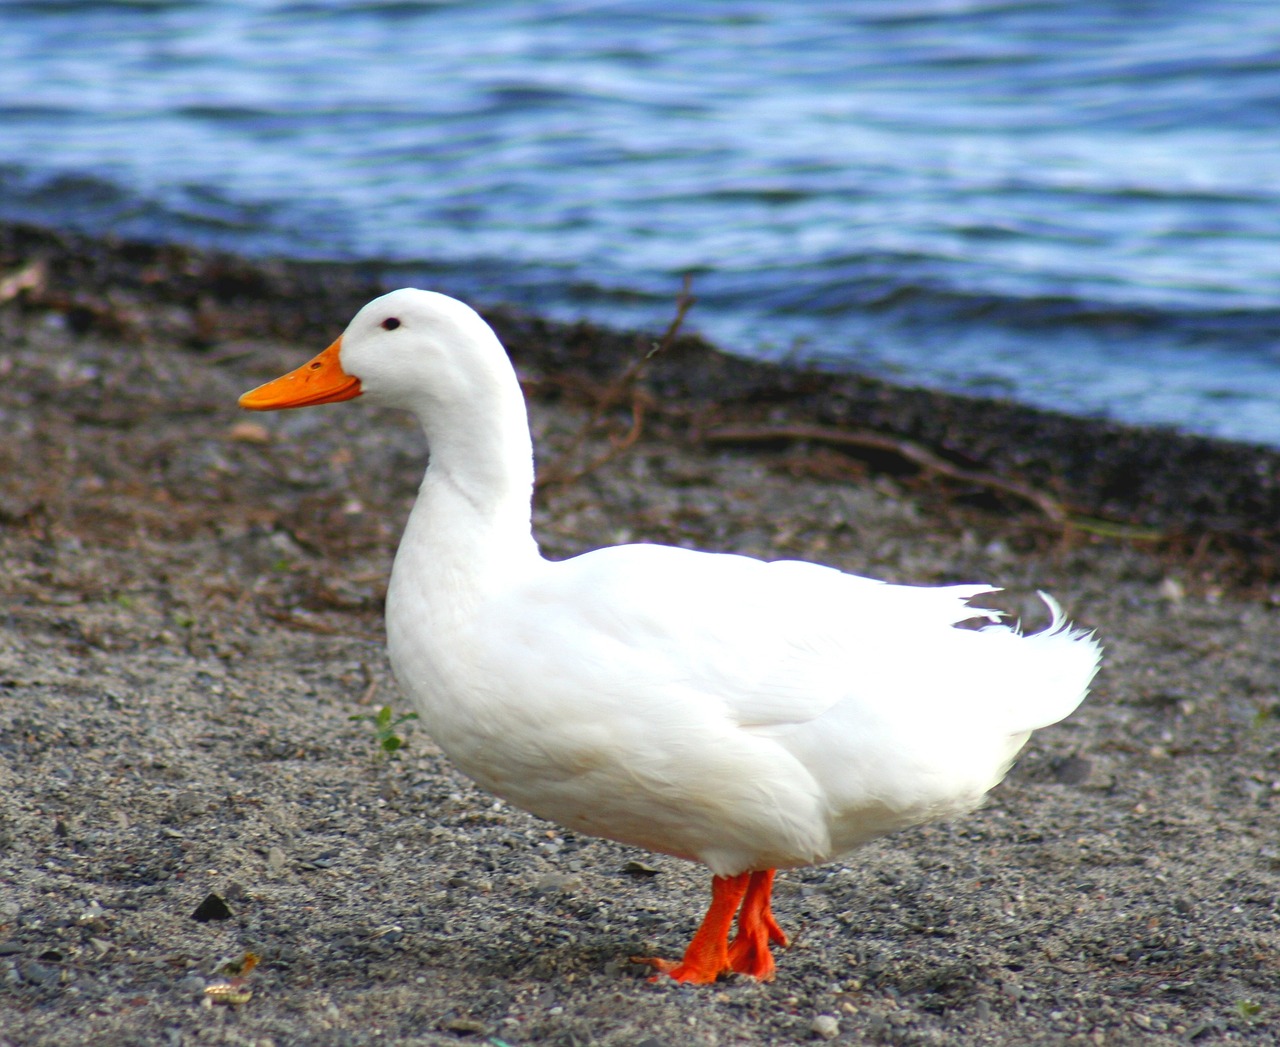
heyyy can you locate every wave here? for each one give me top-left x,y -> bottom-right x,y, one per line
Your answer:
8,163 -> 1276,343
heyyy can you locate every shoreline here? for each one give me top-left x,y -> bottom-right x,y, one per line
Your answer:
4,219 -> 1280,577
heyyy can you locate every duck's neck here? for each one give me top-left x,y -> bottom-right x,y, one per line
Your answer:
393,372 -> 541,613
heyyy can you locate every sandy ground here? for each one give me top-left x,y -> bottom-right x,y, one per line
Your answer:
0,226 -> 1278,1045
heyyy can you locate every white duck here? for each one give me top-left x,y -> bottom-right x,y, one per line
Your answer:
240,289 -> 1101,984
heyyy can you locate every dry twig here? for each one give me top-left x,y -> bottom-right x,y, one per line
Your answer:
703,422 -> 1069,523
535,276 -> 696,491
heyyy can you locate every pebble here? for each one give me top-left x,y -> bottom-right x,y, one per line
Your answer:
190,893 -> 233,923
1051,754 -> 1093,785
17,959 -> 59,986
810,1014 -> 840,1040
533,872 -> 581,894
267,846 -> 288,874
623,860 -> 659,877
228,420 -> 272,444
444,1018 -> 486,1034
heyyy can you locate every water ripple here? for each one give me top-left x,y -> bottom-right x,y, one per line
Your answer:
1,0 -> 1279,442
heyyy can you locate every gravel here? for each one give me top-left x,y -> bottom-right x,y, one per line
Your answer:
0,228 -> 1277,1045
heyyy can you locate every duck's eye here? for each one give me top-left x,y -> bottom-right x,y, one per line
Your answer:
381,317 -> 401,331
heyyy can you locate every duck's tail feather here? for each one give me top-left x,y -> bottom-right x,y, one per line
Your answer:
997,591 -> 1102,734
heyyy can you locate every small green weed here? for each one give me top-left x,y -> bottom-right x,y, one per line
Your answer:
350,705 -> 419,754
1235,999 -> 1261,1022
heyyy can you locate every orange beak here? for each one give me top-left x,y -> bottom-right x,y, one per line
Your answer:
238,336 -> 362,411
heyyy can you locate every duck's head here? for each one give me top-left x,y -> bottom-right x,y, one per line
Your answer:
239,288 -> 513,417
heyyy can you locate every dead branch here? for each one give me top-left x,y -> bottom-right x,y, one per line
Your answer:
703,422 -> 1070,524
535,275 -> 696,491
263,607 -> 381,643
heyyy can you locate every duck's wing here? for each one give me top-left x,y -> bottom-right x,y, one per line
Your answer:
443,543 -> 1097,870
499,546 -> 1003,721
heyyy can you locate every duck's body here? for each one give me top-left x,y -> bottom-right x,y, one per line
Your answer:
392,538 -> 1088,877
241,289 -> 1101,983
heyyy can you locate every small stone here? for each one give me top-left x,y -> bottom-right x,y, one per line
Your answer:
0,493 -> 38,523
1051,755 -> 1093,785
267,847 -> 288,874
810,1014 -> 840,1040
444,1017 -> 486,1034
623,860 -> 659,877
18,959 -> 60,986
204,982 -> 253,1005
533,873 -> 580,894
191,893 -> 232,923
1000,978 -> 1024,1000
228,421 -> 272,444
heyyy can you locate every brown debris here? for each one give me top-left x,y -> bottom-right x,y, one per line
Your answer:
703,422 -> 1070,524
0,258 -> 46,303
535,275 -> 696,492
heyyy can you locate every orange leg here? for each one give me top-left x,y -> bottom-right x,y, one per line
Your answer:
726,869 -> 788,980
632,873 -> 750,984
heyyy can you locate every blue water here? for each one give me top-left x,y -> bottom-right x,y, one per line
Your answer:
2,1 -> 1279,444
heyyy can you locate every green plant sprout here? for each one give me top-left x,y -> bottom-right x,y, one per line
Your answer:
350,705 -> 419,754
1235,1000 -> 1261,1022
